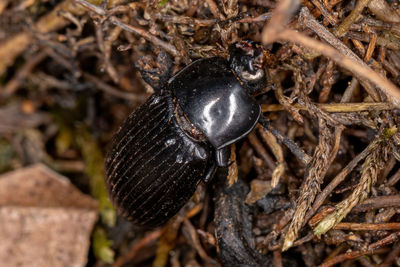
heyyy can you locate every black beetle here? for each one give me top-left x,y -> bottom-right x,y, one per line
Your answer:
105,40 -> 267,227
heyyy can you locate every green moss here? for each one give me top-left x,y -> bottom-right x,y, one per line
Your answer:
76,125 -> 116,227
158,0 -> 168,7
383,126 -> 397,140
92,227 -> 114,264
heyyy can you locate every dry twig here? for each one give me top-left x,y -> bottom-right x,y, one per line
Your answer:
283,118 -> 338,250
261,102 -> 395,113
75,0 -> 180,57
314,132 -> 391,235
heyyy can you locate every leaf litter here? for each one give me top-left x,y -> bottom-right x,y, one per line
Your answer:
0,0 -> 399,266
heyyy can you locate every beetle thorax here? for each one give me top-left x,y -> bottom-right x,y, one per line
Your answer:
169,57 -> 261,150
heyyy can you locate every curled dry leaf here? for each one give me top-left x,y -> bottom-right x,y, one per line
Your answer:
245,179 -> 273,205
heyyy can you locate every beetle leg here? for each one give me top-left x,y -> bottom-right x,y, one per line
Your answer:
202,160 -> 217,183
215,146 -> 231,167
258,116 -> 311,165
136,51 -> 173,93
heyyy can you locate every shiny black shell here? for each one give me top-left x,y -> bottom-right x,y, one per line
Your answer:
169,57 -> 260,149
105,51 -> 264,227
105,93 -> 213,227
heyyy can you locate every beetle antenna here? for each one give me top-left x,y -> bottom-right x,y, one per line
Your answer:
258,116 -> 311,165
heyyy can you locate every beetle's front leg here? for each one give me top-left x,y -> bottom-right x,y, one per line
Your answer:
258,116 -> 311,165
202,160 -> 217,183
202,146 -> 233,183
202,146 -> 231,183
215,146 -> 231,168
136,51 -> 173,93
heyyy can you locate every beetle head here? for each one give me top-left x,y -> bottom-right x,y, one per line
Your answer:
228,40 -> 266,94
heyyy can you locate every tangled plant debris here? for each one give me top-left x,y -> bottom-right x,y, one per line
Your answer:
0,0 -> 400,266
